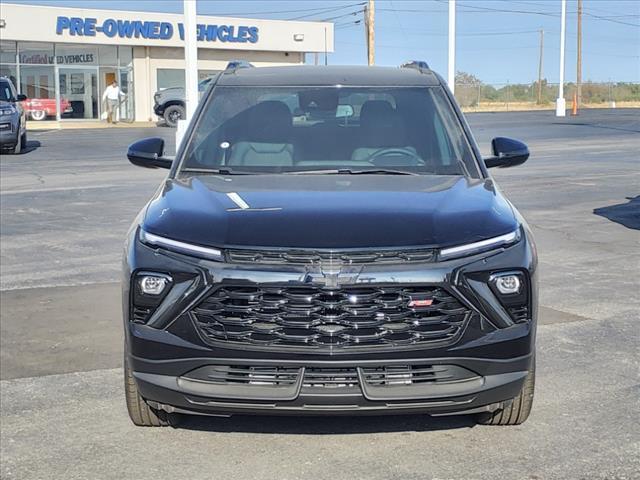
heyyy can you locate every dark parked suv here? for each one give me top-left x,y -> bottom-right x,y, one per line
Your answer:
124,65 -> 537,427
0,77 -> 27,154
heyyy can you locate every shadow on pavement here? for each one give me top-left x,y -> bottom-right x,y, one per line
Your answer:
593,196 -> 640,230
21,140 -> 42,154
174,412 -> 477,434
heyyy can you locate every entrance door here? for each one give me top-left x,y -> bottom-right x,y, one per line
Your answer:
119,68 -> 135,122
58,67 -> 98,119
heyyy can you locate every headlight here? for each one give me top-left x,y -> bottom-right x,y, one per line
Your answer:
139,228 -> 224,261
439,228 -> 521,261
0,105 -> 16,115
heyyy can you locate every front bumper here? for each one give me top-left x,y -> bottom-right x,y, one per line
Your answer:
123,226 -> 538,417
0,118 -> 19,146
153,102 -> 164,116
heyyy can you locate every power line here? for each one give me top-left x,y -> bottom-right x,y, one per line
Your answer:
583,12 -> 640,27
288,3 -> 366,21
210,2 -> 364,18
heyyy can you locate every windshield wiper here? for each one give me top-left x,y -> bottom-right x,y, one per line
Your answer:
286,168 -> 421,176
182,167 -> 258,175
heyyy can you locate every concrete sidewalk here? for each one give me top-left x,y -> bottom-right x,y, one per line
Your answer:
26,120 -> 160,130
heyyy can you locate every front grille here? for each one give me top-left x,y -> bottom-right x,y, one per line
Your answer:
184,365 -> 300,386
303,368 -> 358,388
226,248 -> 435,265
191,284 -> 471,350
361,364 -> 477,386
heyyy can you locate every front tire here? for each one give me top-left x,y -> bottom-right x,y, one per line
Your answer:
163,104 -> 185,128
20,131 -> 27,149
124,356 -> 170,427
477,360 -> 535,426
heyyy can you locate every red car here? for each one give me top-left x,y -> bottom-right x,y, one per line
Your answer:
23,98 -> 72,120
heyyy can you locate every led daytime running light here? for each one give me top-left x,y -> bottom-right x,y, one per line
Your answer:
440,229 -> 521,260
140,229 -> 223,261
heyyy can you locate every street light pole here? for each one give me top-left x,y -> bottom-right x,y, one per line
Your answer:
448,0 -> 456,94
555,0 -> 566,117
183,0 -> 198,122
176,0 -> 198,149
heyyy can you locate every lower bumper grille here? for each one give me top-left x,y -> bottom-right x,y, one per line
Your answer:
191,284 -> 471,350
179,363 -> 481,400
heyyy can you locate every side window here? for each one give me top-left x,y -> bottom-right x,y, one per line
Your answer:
431,88 -> 480,177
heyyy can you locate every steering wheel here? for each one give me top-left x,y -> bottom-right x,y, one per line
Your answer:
366,147 -> 424,166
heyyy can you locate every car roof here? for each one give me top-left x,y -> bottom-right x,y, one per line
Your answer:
216,65 -> 441,87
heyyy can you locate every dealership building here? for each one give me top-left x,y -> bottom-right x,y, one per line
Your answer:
0,3 -> 334,122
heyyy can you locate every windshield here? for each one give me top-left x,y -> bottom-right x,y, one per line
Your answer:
0,81 -> 14,102
181,86 -> 480,177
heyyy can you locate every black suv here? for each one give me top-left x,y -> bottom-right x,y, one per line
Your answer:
124,65 -> 537,427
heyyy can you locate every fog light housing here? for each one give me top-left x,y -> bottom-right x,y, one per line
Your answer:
494,274 -> 522,295
139,275 -> 169,295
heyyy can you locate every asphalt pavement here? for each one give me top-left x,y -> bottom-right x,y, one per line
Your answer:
1,109 -> 639,479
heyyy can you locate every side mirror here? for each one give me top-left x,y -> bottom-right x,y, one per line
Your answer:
127,137 -> 173,169
484,137 -> 529,169
16,94 -> 27,101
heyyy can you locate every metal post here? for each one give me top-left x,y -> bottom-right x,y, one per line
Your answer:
448,0 -> 456,94
576,0 -> 582,109
183,0 -> 198,122
177,0 -> 198,149
556,0 -> 567,117
477,83 -> 481,111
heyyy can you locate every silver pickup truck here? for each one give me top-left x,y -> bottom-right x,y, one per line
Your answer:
153,77 -> 212,128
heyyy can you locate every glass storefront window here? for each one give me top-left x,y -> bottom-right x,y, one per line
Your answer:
55,44 -> 98,66
5,41 -> 135,121
1,41 -> 17,64
59,67 -> 98,119
0,64 -> 18,88
118,47 -> 133,68
20,65 -> 58,120
18,42 -> 54,65
157,68 -> 185,90
98,46 -> 117,66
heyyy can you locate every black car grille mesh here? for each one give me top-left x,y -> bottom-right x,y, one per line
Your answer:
182,364 -> 478,391
226,248 -> 435,265
303,368 -> 359,388
361,364 -> 477,386
184,365 -> 300,386
191,284 -> 470,350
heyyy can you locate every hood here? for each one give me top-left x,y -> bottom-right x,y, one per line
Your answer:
143,175 -> 518,249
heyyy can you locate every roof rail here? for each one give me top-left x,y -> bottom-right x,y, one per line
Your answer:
400,60 -> 430,71
225,60 -> 254,71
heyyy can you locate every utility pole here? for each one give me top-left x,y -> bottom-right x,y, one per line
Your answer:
556,0 -> 566,117
576,0 -> 583,109
364,0 -> 375,65
448,0 -> 456,94
537,29 -> 544,104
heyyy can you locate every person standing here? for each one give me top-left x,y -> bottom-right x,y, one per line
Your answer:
102,80 -> 125,124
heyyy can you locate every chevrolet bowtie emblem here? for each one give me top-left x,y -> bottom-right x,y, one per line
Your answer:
305,263 -> 362,288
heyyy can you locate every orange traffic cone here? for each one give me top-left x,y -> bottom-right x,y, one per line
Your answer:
571,93 -> 578,115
